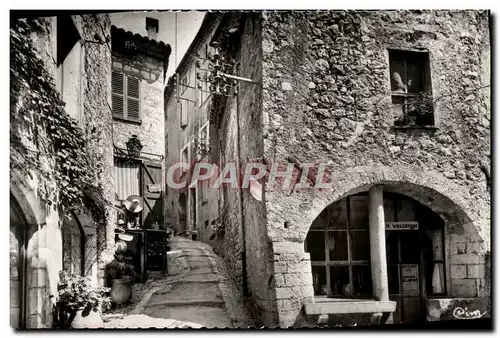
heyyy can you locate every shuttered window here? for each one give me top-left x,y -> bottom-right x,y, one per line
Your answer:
112,70 -> 141,122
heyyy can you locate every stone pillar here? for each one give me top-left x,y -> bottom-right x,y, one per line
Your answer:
369,185 -> 389,301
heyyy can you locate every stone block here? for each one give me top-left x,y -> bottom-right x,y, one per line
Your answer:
284,273 -> 302,286
451,279 -> 477,298
451,254 -> 485,265
273,261 -> 287,273
467,264 -> 484,279
456,242 -> 466,254
466,241 -> 483,254
287,261 -> 310,273
275,287 -> 294,299
451,264 -> 467,279
273,273 -> 286,287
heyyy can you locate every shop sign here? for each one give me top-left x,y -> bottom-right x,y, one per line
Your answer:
401,264 -> 419,295
386,221 -> 418,230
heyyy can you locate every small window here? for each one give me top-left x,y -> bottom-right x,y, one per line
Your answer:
180,66 -> 193,95
180,144 -> 189,174
196,122 -> 210,160
112,71 -> 141,122
389,50 -> 434,127
305,195 -> 372,298
146,17 -> 159,33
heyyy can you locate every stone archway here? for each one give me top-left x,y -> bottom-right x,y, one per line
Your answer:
268,166 -> 487,247
266,166 -> 490,328
10,173 -> 49,329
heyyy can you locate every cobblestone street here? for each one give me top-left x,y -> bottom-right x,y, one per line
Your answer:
104,237 -> 254,328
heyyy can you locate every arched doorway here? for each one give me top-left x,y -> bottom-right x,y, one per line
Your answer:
10,195 -> 27,329
62,212 -> 85,276
305,190 -> 446,324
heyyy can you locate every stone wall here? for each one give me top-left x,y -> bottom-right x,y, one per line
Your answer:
231,14 -> 277,327
10,14 -> 113,328
112,52 -> 165,157
79,14 -> 114,285
259,10 -> 490,327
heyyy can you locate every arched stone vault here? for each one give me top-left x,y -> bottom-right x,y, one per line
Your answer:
267,166 -> 489,248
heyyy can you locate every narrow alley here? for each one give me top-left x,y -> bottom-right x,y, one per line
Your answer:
104,237 -> 254,328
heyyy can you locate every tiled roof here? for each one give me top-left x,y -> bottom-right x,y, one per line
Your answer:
111,25 -> 171,59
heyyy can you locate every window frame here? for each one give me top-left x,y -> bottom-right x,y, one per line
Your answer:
196,121 -> 210,161
306,196 -> 372,299
180,143 -> 190,176
112,70 -> 142,123
388,49 -> 434,127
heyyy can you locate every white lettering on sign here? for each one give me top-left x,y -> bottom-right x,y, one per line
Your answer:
452,307 -> 486,319
386,221 -> 418,230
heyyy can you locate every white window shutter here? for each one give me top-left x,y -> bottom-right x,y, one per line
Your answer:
112,71 -> 124,117
126,76 -> 140,121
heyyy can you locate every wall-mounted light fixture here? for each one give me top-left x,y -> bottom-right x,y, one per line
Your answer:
125,134 -> 143,159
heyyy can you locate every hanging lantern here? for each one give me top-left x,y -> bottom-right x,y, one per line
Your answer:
126,134 -> 143,159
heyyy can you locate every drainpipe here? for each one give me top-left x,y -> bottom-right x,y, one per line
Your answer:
234,60 -> 249,297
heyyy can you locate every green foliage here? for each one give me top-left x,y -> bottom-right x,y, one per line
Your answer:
10,18 -> 108,218
53,271 -> 111,328
105,254 -> 138,281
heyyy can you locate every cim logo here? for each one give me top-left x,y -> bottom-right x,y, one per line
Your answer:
452,307 -> 487,320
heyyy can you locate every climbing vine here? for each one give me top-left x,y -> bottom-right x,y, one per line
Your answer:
10,18 -> 108,218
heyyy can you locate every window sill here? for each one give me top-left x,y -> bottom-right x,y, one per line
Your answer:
392,125 -> 438,131
113,116 -> 142,125
304,298 -> 397,315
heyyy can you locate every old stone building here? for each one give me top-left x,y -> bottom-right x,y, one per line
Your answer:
10,14 -> 114,328
165,11 -> 491,328
110,21 -> 171,281
10,13 -> 172,329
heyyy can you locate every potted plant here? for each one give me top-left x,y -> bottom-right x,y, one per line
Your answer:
53,271 -> 111,329
105,253 -> 138,305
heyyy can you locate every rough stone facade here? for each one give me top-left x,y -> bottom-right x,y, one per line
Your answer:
10,14 -> 113,328
111,49 -> 166,158
80,15 -> 115,286
259,10 -> 490,327
162,10 -> 490,328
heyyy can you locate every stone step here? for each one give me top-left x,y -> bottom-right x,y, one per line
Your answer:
145,299 -> 226,309
171,278 -> 220,284
186,267 -> 214,274
180,273 -> 220,282
142,305 -> 233,328
150,280 -> 223,303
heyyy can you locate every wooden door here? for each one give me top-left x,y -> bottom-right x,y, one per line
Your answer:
141,161 -> 164,230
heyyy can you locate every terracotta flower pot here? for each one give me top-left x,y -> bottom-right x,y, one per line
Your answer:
110,279 -> 132,305
71,308 -> 103,329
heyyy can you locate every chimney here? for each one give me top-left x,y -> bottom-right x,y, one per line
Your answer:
146,17 -> 159,40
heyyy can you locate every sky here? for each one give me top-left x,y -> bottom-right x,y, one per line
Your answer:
110,11 -> 205,80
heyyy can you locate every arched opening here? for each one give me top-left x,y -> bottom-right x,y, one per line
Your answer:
305,190 -> 446,324
178,193 -> 187,233
10,194 -> 27,329
62,212 -> 85,276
